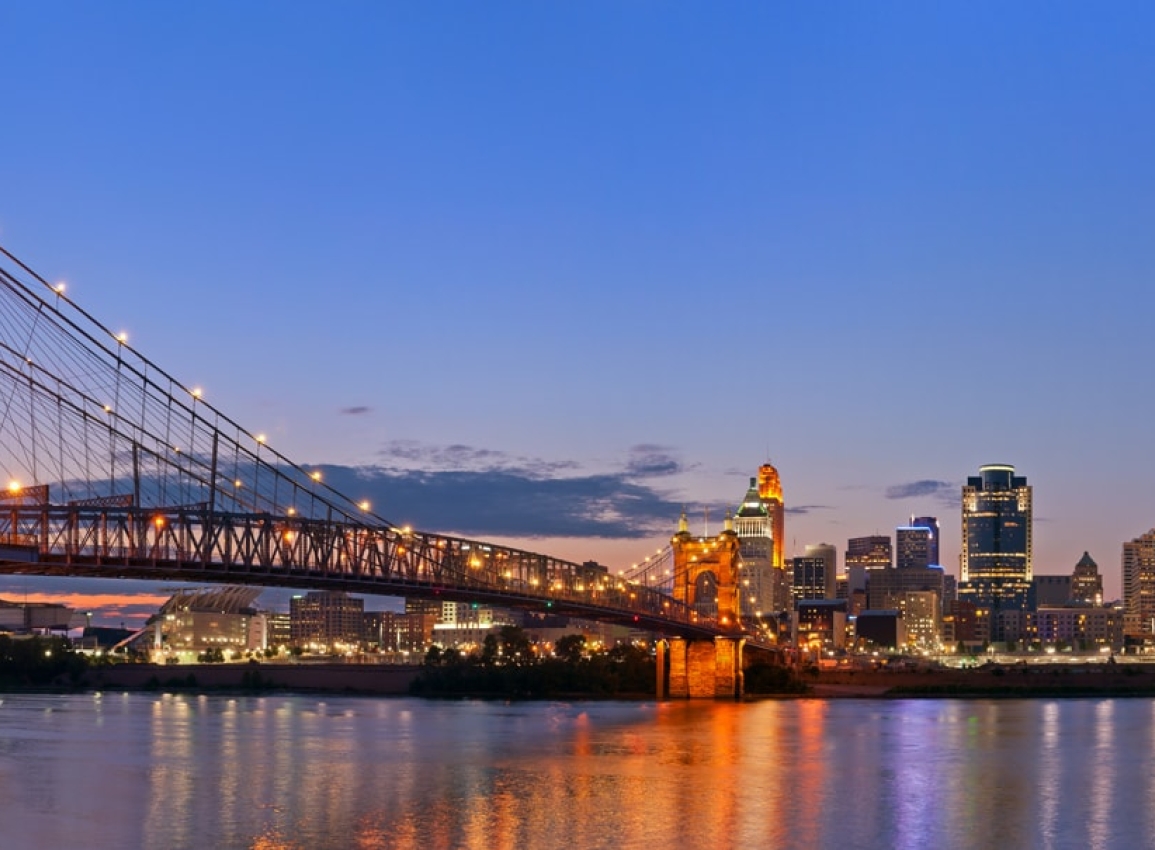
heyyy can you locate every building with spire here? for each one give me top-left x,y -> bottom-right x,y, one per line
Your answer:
734,477 -> 776,622
732,464 -> 791,618
757,462 -> 785,569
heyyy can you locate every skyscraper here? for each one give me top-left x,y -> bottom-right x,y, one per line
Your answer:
734,477 -> 777,619
959,464 -> 1032,640
896,526 -> 933,570
1123,531 -> 1155,637
757,462 -> 785,569
909,516 -> 941,565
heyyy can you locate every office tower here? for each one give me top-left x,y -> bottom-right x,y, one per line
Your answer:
896,526 -> 934,570
794,543 -> 837,600
909,516 -> 941,565
791,555 -> 832,603
757,462 -> 785,569
1123,531 -> 1155,637
734,477 -> 776,620
959,464 -> 1033,641
1070,551 -> 1103,606
846,535 -> 892,572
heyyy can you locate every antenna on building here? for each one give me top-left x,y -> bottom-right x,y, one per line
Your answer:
703,507 -> 709,537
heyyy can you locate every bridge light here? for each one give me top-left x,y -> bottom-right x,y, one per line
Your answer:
153,516 -> 165,528
358,500 -> 371,511
287,507 -> 296,516
310,471 -> 322,481
256,434 -> 267,444
7,480 -> 20,494
190,387 -> 203,399
234,479 -> 243,488
54,282 -> 66,294
116,331 -> 128,344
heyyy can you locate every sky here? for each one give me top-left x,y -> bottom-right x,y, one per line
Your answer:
2,2 -> 1154,622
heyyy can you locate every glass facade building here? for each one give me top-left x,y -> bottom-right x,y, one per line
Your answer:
959,464 -> 1033,637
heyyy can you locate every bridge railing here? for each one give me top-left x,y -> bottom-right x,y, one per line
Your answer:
0,504 -> 729,634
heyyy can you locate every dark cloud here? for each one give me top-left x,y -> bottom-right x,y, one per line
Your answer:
315,464 -> 680,539
885,480 -> 957,503
375,440 -> 579,476
625,444 -> 682,478
340,406 -> 372,416
786,505 -> 835,516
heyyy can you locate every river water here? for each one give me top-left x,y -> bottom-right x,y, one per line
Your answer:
0,692 -> 1151,849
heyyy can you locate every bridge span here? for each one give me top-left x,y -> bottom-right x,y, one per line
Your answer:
0,244 -> 772,694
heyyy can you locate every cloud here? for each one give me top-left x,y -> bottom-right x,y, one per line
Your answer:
315,464 -> 681,539
625,444 -> 682,478
786,504 -> 835,516
885,480 -> 958,503
375,440 -> 579,476
340,405 -> 372,416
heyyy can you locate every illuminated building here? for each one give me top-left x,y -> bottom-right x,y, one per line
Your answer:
734,477 -> 782,621
757,462 -> 785,569
794,599 -> 848,650
897,520 -> 938,570
845,535 -> 892,572
959,464 -> 1033,640
1036,607 -> 1122,650
153,586 -> 266,659
909,516 -> 941,565
1122,530 -> 1155,637
1070,551 -> 1103,606
791,544 -> 837,602
290,591 -> 365,644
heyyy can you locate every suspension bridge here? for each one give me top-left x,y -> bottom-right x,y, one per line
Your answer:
0,245 -> 753,649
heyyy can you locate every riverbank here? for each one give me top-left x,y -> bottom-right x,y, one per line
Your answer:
807,662 -> 1155,697
80,661 -> 422,694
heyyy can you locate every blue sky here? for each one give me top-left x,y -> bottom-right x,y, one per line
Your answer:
2,2 -> 1154,619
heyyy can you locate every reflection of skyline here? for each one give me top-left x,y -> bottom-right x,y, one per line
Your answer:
6,695 -> 1155,847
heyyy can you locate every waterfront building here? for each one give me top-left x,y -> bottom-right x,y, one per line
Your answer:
290,590 -> 365,645
1122,530 -> 1155,637
1036,607 -> 1123,651
959,464 -> 1033,641
153,586 -> 266,660
846,535 -> 892,572
1070,551 -> 1104,606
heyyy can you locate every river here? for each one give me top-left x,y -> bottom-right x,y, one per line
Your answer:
0,692 -> 1150,849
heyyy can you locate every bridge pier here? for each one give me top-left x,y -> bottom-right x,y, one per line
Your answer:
659,636 -> 745,699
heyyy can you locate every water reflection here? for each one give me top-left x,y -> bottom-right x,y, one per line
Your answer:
1,694 -> 1153,848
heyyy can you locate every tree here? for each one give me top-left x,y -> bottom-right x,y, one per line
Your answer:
499,626 -> 533,665
556,634 -> 586,664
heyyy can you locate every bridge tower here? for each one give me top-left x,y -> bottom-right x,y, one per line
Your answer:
658,511 -> 746,698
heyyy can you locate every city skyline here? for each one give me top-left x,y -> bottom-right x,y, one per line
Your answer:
3,4 -> 1155,617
